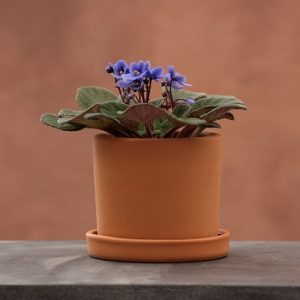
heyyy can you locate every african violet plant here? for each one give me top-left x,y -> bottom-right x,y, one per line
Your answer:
41,59 -> 246,138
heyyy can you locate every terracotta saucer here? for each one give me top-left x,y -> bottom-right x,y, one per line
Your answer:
86,229 -> 230,262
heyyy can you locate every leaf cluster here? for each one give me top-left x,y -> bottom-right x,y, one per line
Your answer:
41,86 -> 247,138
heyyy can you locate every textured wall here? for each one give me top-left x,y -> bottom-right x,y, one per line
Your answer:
0,0 -> 299,240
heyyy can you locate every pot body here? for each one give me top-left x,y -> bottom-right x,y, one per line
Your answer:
93,133 -> 221,240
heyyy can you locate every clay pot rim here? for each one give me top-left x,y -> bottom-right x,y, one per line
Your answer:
87,228 -> 229,262
87,228 -> 229,244
95,132 -> 220,142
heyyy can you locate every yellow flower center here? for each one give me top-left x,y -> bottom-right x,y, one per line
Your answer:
134,70 -> 140,76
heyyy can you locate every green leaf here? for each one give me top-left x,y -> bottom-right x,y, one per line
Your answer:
58,102 -> 136,136
171,88 -> 207,101
83,112 -> 139,137
40,113 -> 84,131
83,112 -> 121,128
59,101 -> 128,123
41,100 -> 137,137
76,86 -> 119,109
149,98 -> 165,107
58,109 -> 81,118
58,104 -> 101,128
136,123 -> 147,137
176,117 -> 207,126
100,101 -> 129,117
200,107 -> 235,122
191,95 -> 246,117
163,114 -> 206,138
204,122 -> 221,128
219,112 -> 234,120
172,104 -> 191,118
176,125 -> 198,138
153,117 -> 173,137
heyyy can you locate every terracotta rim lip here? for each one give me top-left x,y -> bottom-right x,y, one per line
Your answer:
86,229 -> 229,244
95,132 -> 220,142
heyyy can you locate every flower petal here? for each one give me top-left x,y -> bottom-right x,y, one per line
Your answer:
181,82 -> 192,87
138,60 -> 146,72
117,79 -> 130,89
145,61 -> 151,70
171,81 -> 184,89
150,67 -> 164,80
168,65 -> 175,75
130,62 -> 139,74
186,98 -> 195,105
173,74 -> 186,83
113,59 -> 129,75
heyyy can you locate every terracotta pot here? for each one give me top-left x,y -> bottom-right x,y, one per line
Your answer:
86,133 -> 229,262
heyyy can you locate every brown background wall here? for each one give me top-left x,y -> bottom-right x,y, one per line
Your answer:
0,0 -> 299,240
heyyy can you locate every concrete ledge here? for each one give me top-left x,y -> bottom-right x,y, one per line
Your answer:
0,241 -> 299,300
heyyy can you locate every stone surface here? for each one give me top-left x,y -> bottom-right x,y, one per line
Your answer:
0,241 -> 299,300
1,1 -> 300,242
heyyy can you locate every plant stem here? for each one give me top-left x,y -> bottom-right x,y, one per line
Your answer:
176,125 -> 196,138
114,79 -> 124,102
163,85 -> 173,110
191,126 -> 204,137
144,80 -> 149,102
145,124 -> 153,138
140,88 -> 146,103
168,84 -> 174,109
146,79 -> 152,102
117,86 -> 123,98
133,94 -> 140,103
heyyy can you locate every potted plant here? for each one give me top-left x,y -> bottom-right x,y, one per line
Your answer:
41,59 -> 247,262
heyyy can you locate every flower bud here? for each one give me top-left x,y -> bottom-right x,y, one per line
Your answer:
162,91 -> 168,98
186,98 -> 196,105
105,65 -> 114,74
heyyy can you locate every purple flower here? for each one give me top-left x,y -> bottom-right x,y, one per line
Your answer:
117,77 -> 144,91
107,59 -> 129,78
164,66 -> 191,89
142,61 -> 164,81
117,60 -> 150,90
114,60 -> 165,91
185,98 -> 196,105
149,66 -> 164,81
129,60 -> 149,78
116,61 -> 145,90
